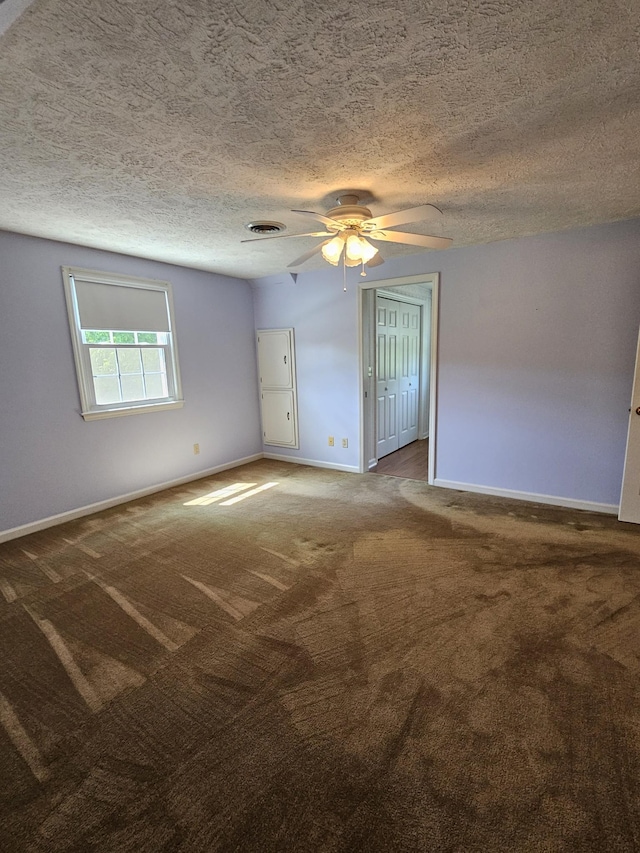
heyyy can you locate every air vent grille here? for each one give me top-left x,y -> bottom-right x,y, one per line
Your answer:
245,221 -> 286,234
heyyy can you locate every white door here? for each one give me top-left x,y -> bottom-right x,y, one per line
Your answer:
619,328 -> 640,522
261,390 -> 296,446
398,303 -> 421,448
257,330 -> 292,388
376,298 -> 399,458
256,328 -> 299,448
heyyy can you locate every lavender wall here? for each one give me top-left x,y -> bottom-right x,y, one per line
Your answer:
253,218 -> 640,507
0,231 -> 262,534
252,272 -> 362,471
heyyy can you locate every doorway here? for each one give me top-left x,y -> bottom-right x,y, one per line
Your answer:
358,273 -> 439,483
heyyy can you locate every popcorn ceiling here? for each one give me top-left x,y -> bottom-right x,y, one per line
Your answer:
0,0 -> 638,277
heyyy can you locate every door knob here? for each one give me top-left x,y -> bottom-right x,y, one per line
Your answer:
636,407 -> 640,416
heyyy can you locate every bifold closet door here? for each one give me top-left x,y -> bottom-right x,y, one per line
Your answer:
376,297 -> 421,459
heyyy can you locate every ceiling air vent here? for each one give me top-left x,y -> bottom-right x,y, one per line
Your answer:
245,221 -> 286,235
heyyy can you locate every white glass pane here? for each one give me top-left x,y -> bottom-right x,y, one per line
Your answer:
90,348 -> 117,375
117,347 -> 142,374
141,348 -> 162,372
144,373 -> 168,399
121,374 -> 145,402
94,375 -> 121,404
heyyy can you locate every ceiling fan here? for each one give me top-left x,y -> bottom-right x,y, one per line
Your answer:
242,193 -> 453,274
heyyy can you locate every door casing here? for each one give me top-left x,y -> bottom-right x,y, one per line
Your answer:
358,273 -> 440,482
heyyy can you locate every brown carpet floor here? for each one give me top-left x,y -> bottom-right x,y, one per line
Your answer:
1,459 -> 640,852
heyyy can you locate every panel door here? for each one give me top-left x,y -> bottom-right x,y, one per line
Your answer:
376,297 -> 399,458
620,327 -> 640,522
261,390 -> 297,447
257,330 -> 292,388
257,328 -> 299,448
398,303 -> 421,448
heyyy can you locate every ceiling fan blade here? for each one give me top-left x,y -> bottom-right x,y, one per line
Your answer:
291,209 -> 345,230
366,253 -> 385,267
287,239 -> 331,268
362,204 -> 442,231
241,231 -> 332,243
369,230 -> 452,250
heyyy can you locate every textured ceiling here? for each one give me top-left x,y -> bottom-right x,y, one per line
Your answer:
0,0 -> 639,279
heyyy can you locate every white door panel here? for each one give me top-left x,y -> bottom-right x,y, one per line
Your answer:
377,395 -> 387,447
375,298 -> 399,458
377,334 -> 387,381
262,390 -> 296,446
376,296 -> 421,458
620,327 -> 640,522
257,330 -> 292,388
388,335 -> 397,380
257,328 -> 299,448
387,393 -> 398,441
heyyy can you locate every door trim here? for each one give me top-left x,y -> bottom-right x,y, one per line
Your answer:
358,272 -> 439,482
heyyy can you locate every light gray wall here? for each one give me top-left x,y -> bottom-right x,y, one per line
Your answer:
253,218 -> 640,506
0,231 -> 262,533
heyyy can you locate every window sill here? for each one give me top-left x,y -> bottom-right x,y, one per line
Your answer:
80,400 -> 184,421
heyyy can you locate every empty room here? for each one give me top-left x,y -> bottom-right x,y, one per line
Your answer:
1,0 -> 640,850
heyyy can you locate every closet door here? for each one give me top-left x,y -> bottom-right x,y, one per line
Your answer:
261,390 -> 296,446
376,296 -> 422,458
257,330 -> 293,388
376,298 -> 399,458
398,302 -> 421,448
257,328 -> 299,448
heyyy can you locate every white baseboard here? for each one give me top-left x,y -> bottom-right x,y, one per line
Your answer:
433,478 -> 618,515
0,453 -> 264,544
263,453 -> 360,474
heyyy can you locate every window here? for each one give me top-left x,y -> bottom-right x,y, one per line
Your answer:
62,266 -> 183,420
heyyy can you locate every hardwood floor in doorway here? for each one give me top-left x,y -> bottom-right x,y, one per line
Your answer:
371,438 -> 429,482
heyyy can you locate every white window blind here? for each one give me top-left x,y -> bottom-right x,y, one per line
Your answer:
73,278 -> 171,332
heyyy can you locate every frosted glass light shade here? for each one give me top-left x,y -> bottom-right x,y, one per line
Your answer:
321,235 -> 345,265
345,234 -> 378,263
359,239 -> 378,262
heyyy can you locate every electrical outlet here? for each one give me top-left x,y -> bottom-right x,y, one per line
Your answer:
193,443 -> 200,455
328,436 -> 334,446
342,438 -> 348,448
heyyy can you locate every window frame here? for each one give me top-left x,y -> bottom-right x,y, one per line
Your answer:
62,266 -> 184,421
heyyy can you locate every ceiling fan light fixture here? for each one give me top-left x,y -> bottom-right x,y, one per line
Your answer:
321,233 -> 345,265
250,194 -> 449,275
346,233 -> 378,263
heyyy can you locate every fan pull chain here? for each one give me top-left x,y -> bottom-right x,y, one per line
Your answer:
361,259 -> 367,277
342,252 -> 347,292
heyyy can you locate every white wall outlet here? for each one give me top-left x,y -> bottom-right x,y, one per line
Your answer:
328,436 -> 334,446
342,438 -> 348,448
193,443 -> 200,455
